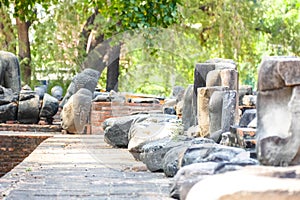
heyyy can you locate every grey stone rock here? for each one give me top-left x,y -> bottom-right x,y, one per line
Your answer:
163,145 -> 190,177
40,93 -> 59,120
208,91 -> 224,134
0,102 -> 17,122
60,68 -> 100,107
0,86 -> 18,105
221,90 -> 238,131
61,88 -> 93,134
103,114 -> 148,148
138,136 -> 192,172
186,165 -> 300,200
182,84 -> 197,131
18,90 -> 40,124
0,51 -> 21,93
256,57 -> 300,166
163,107 -> 176,115
239,109 -> 256,127
171,151 -> 257,200
258,56 -> 299,91
242,95 -> 257,106
180,143 -> 245,167
128,114 -> 182,152
239,85 -> 253,105
170,162 -> 219,200
34,85 -> 47,100
51,85 -> 63,101
194,63 -> 215,95
172,86 -> 185,102
247,117 -> 257,128
206,70 -> 221,87
162,138 -> 214,178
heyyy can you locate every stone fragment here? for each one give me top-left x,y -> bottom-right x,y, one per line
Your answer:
163,145 -> 190,177
258,56 -> 300,91
197,86 -> 227,137
221,90 -> 238,131
194,63 -> 215,89
34,85 -> 47,100
242,95 -> 257,106
257,56 -> 300,166
0,102 -> 17,122
61,88 -> 93,134
239,85 -> 253,105
219,68 -> 238,91
239,109 -> 256,127
39,93 -> 59,122
0,51 -> 21,93
137,136 -> 192,172
186,165 -> 300,200
247,117 -> 257,128
128,114 -> 182,152
0,86 -> 18,105
51,85 -> 63,101
163,137 -> 215,178
172,86 -> 185,102
180,143 -> 245,167
60,68 -> 100,107
182,84 -> 197,131
103,114 -> 148,148
171,154 -> 257,200
18,90 -> 40,124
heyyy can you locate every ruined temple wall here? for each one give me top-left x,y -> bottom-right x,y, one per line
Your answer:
88,102 -> 163,134
0,134 -> 51,177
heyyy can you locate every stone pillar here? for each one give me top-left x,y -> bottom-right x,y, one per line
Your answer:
257,56 -> 300,166
197,86 -> 227,137
222,90 -> 237,132
182,84 -> 197,131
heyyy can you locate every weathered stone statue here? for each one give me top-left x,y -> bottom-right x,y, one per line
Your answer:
0,86 -> 18,122
0,51 -> 21,94
61,88 -> 93,134
194,59 -> 239,141
60,68 -> 100,108
18,86 -> 40,124
182,85 -> 197,131
257,56 -> 300,166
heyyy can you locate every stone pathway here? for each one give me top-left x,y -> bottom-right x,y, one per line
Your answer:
0,134 -> 173,200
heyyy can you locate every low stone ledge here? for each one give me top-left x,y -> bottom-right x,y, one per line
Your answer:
0,123 -> 61,133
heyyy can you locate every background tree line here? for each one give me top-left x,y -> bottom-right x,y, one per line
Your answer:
0,0 -> 299,96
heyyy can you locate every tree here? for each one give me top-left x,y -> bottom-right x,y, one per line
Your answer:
80,0 -> 182,92
0,0 -> 55,85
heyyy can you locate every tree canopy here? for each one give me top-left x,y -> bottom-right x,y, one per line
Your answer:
0,0 -> 299,95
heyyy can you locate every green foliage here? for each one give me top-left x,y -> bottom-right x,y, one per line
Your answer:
94,0 -> 181,37
1,0 -> 299,94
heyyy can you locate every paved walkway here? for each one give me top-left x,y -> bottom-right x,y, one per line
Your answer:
0,134 -> 173,200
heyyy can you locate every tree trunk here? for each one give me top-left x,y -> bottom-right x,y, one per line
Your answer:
0,8 -> 16,53
16,18 -> 31,85
78,9 -> 104,66
106,57 -> 120,92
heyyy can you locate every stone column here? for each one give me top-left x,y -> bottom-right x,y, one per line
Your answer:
257,56 -> 300,166
197,86 -> 227,137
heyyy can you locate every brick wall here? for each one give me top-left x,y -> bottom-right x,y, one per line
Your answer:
0,102 -> 162,134
89,102 -> 162,134
0,134 -> 51,177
